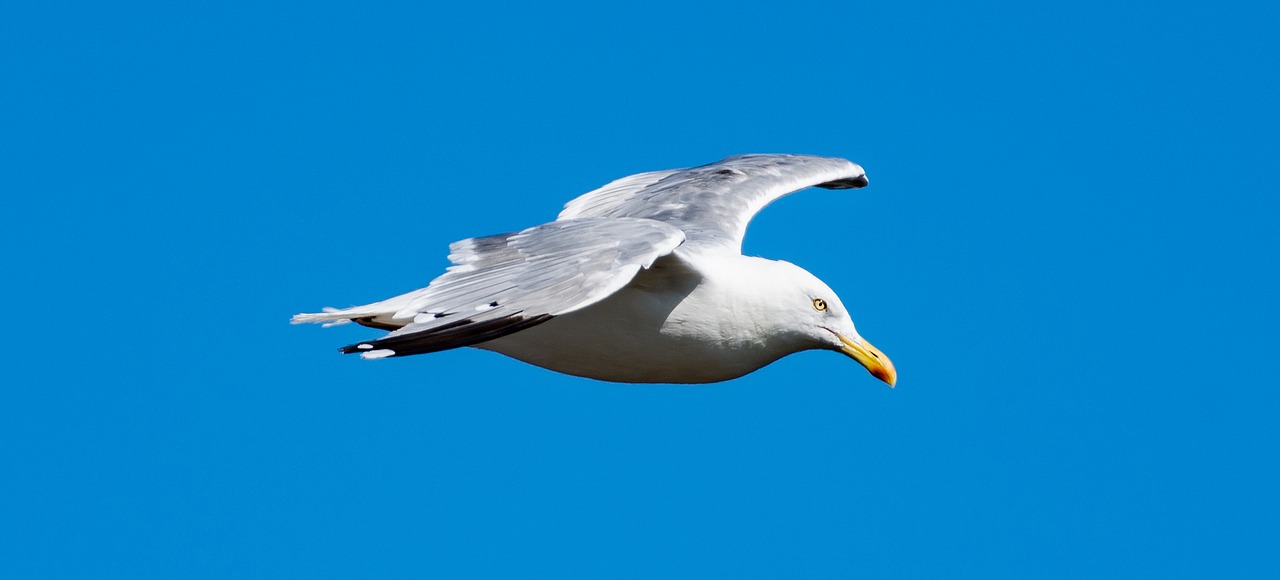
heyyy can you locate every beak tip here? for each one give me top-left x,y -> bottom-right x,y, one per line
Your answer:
835,333 -> 897,388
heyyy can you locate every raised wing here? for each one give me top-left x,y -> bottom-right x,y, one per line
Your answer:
558,154 -> 867,250
292,217 -> 685,358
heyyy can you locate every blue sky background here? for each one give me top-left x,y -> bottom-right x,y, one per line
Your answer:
3,1 -> 1277,577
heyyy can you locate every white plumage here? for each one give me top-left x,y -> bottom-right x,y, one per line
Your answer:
293,154 -> 896,385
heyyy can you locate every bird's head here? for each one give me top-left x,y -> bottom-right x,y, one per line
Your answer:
769,261 -> 897,387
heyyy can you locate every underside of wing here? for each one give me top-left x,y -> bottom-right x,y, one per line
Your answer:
557,154 -> 868,250
294,217 -> 686,359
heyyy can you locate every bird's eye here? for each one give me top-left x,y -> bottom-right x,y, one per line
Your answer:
812,298 -> 827,312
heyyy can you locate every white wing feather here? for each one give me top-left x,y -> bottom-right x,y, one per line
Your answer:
292,217 -> 685,357
558,154 -> 867,250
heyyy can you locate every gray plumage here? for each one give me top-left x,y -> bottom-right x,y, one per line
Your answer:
559,154 -> 868,250
293,153 -> 895,386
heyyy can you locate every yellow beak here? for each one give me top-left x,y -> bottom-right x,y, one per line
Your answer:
837,334 -> 897,387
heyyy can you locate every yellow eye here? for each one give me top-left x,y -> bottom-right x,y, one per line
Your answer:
812,298 -> 827,312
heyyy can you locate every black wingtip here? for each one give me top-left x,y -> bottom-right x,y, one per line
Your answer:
338,343 -> 371,355
818,174 -> 869,189
352,317 -> 402,331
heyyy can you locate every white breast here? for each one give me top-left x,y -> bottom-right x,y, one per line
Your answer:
474,252 -> 806,383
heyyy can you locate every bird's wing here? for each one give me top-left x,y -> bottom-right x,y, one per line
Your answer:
558,154 -> 868,251
307,217 -> 685,358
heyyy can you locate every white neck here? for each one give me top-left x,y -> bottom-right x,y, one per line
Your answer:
669,252 -> 815,354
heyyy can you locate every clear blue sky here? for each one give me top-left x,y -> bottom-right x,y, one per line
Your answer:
3,1 -> 1277,577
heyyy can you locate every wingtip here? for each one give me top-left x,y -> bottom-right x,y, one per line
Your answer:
817,174 -> 868,189
338,340 -> 397,359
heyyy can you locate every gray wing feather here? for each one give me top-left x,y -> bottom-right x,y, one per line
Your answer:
337,217 -> 685,357
558,154 -> 867,250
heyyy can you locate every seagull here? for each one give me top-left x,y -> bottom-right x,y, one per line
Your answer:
293,154 -> 897,386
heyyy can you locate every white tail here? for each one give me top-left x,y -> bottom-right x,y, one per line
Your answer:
290,307 -> 359,327
292,287 -> 430,329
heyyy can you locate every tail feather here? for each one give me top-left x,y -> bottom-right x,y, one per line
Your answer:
293,288 -> 430,328
290,307 -> 356,327
291,308 -> 410,330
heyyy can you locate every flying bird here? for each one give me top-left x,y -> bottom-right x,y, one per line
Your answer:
293,154 -> 897,386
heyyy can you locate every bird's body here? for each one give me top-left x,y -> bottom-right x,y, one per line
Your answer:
294,154 -> 897,386
479,253 -> 818,383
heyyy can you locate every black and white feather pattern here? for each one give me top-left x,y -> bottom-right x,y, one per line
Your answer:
293,217 -> 685,358
294,154 -> 869,362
